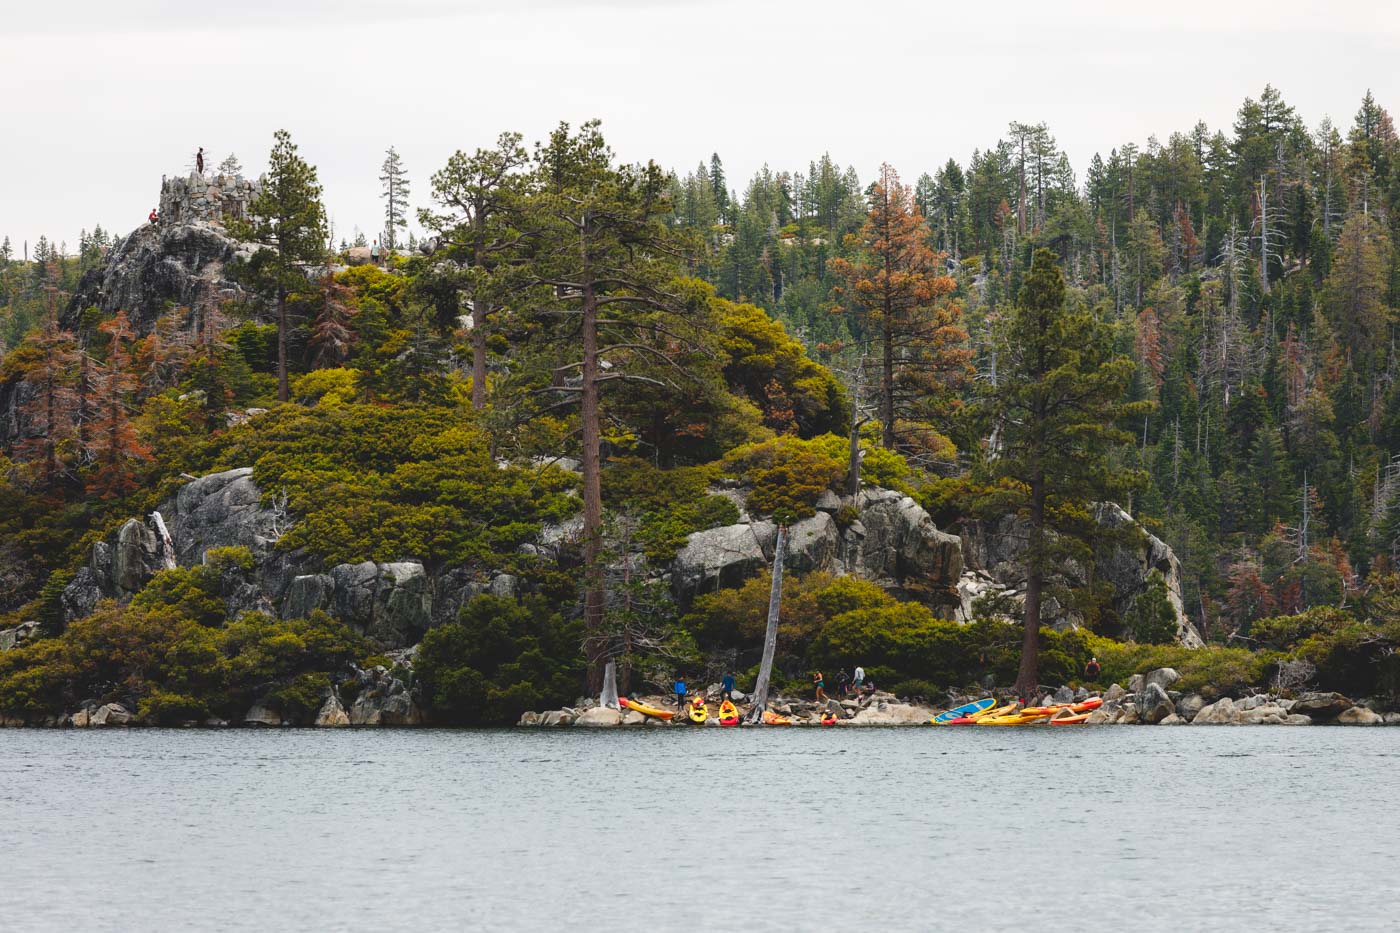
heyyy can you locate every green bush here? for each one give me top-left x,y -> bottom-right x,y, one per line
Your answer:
1124,571 -> 1179,645
0,603 -> 366,720
416,595 -> 584,725
191,403 -> 579,570
1085,634 -> 1270,698
721,434 -> 844,521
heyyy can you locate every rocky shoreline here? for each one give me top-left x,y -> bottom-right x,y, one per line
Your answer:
4,657 -> 1396,728
520,667 -> 1399,728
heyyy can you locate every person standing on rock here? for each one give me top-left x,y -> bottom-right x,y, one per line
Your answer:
721,672 -> 735,701
673,676 -> 687,711
812,670 -> 827,702
1084,657 -> 1101,681
196,147 -> 205,175
853,665 -> 865,691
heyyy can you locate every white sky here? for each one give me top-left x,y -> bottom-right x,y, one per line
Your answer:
3,0 -> 1398,252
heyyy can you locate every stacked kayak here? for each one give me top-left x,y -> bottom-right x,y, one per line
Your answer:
761,710 -> 792,725
718,699 -> 740,726
820,710 -> 839,726
944,702 -> 1017,725
687,698 -> 708,725
618,697 -> 674,721
976,696 -> 1102,726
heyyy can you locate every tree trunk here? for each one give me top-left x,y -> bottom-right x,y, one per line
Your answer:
881,325 -> 895,448
276,285 -> 289,402
747,524 -> 786,722
1014,472 -> 1045,700
846,362 -> 863,497
580,249 -> 606,695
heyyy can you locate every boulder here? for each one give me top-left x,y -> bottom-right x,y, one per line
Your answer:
1103,683 -> 1127,703
848,703 -> 934,726
1138,683 -> 1175,724
244,701 -> 282,727
1291,692 -> 1353,719
1176,694 -> 1205,721
843,489 -> 962,600
1143,668 -> 1181,691
539,710 -> 575,727
784,512 -> 839,575
576,707 -> 623,727
1051,685 -> 1075,704
1127,674 -> 1144,693
1192,697 -> 1235,725
1159,713 -> 1185,725
620,710 -> 646,726
314,693 -> 350,727
0,620 -> 39,651
167,467 -> 282,567
1283,714 -> 1314,725
1384,713 -> 1400,726
1336,706 -> 1383,726
671,522 -> 776,601
346,246 -> 373,266
326,560 -> 433,647
518,711 -> 542,727
89,703 -> 132,726
961,503 -> 1202,645
69,706 -> 93,728
349,690 -> 422,726
1085,706 -> 1118,725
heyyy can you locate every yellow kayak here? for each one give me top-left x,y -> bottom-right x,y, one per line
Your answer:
619,697 -> 675,721
718,699 -> 739,726
761,710 -> 792,725
976,712 -> 1050,726
687,700 -> 708,725
970,703 -> 1017,722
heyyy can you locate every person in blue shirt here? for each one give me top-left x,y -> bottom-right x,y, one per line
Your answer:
674,677 -> 687,710
721,672 -> 736,701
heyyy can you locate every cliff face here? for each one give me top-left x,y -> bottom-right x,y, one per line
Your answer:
59,466 -> 1199,650
62,220 -> 251,335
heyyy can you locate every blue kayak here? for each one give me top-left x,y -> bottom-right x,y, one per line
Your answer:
930,697 -> 996,724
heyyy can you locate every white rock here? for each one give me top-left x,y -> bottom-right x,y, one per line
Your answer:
1336,706 -> 1383,726
574,707 -> 622,727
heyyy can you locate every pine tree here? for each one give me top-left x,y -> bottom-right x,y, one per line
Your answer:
218,153 -> 242,176
87,311 -> 149,498
235,129 -> 327,402
710,153 -> 729,224
518,120 -> 705,692
380,146 -> 411,251
420,133 -> 530,410
977,249 -> 1147,697
1323,211 -> 1390,368
16,288 -> 79,491
830,164 -> 970,456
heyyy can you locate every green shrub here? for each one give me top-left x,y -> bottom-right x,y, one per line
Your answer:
416,595 -> 584,725
138,690 -> 210,724
1085,634 -> 1270,698
1124,571 -> 1179,645
269,672 -> 331,724
721,435 -> 843,521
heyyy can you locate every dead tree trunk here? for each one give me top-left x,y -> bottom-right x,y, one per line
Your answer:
746,524 -> 786,722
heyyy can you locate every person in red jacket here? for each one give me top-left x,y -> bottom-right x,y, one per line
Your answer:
148,208 -> 159,226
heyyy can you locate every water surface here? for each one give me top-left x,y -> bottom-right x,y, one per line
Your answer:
3,727 -> 1396,931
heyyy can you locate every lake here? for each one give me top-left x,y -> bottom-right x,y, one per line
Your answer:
3,727 -> 1396,931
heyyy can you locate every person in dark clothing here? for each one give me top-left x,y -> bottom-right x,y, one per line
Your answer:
836,669 -> 851,696
196,147 -> 205,174
1084,657 -> 1101,680
674,677 -> 687,710
721,673 -> 735,701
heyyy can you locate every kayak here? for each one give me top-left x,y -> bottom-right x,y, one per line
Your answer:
976,712 -> 1051,726
1049,712 -> 1089,725
619,697 -> 675,721
761,710 -> 792,725
820,711 -> 839,727
931,697 -> 996,724
947,703 -> 1018,726
687,700 -> 708,725
718,699 -> 739,726
1021,697 -> 1104,717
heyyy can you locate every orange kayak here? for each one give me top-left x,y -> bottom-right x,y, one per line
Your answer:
1049,712 -> 1089,725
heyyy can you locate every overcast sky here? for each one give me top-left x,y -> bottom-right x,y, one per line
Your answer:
4,0 -> 1398,252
